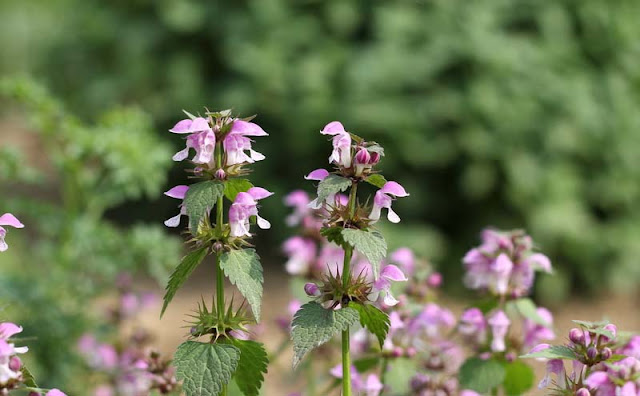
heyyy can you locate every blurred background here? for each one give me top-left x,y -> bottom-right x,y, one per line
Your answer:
1,0 -> 640,393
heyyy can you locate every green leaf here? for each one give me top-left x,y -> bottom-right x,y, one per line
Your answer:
503,361 -> 535,396
365,174 -> 387,188
316,175 -> 351,203
173,341 -> 240,396
353,356 -> 380,373
219,249 -> 264,321
291,301 -> 359,368
349,302 -> 390,348
21,365 -> 38,387
231,339 -> 269,396
458,358 -> 506,394
184,180 -> 225,231
224,179 -> 254,202
320,226 -> 345,246
520,345 -> 577,360
509,298 -> 550,327
341,229 -> 387,278
162,247 -> 208,317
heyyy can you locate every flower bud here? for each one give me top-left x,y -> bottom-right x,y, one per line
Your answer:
369,152 -> 381,165
587,347 -> 598,360
304,283 -> 321,297
427,272 -> 442,288
391,346 -> 403,358
575,388 -> 591,396
215,168 -> 226,180
600,347 -> 612,361
569,328 -> 585,345
406,347 -> 417,357
354,148 -> 371,165
601,324 -> 617,344
8,356 -> 21,371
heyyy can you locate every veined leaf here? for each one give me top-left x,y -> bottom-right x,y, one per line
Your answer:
161,247 -> 208,317
520,345 -> 577,360
341,229 -> 387,278
184,180 -> 224,231
231,339 -> 269,396
316,175 -> 351,203
173,341 -> 240,396
365,174 -> 387,188
349,302 -> 390,348
220,249 -> 264,321
459,357 -> 506,393
224,179 -> 253,202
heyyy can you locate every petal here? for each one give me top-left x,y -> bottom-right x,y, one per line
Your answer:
168,119 -> 193,133
172,147 -> 190,161
256,215 -> 271,229
305,168 -> 330,181
381,265 -> 408,282
527,253 -> 552,273
383,292 -> 399,306
248,187 -> 274,200
249,149 -> 266,161
163,213 -> 182,228
380,181 -> 409,197
320,121 -> 346,135
164,185 -> 189,199
231,120 -> 268,136
0,236 -> 8,252
0,322 -> 23,338
0,213 -> 24,228
190,117 -> 211,132
386,207 -> 401,223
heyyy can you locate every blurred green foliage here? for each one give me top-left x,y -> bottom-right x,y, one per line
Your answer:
0,78 -> 181,388
2,0 -> 640,296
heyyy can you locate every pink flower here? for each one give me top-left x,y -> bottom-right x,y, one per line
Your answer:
371,265 -> 408,306
0,213 -> 24,252
304,169 -> 332,209
320,121 -> 352,168
353,148 -> 380,176
459,308 -> 487,344
223,120 -> 268,166
229,187 -> 273,237
163,185 -> 189,228
369,182 -> 409,224
523,307 -> 555,350
46,390 -> 68,396
284,190 -> 312,226
170,117 -> 216,163
409,303 -> 456,338
539,359 -> 566,389
329,364 -> 382,396
169,117 -> 211,134
491,253 -> 513,295
488,310 -> 510,352
283,237 -> 317,275
390,247 -> 415,277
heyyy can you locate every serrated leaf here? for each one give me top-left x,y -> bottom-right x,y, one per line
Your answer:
220,249 -> 264,321
162,247 -> 208,317
365,174 -> 387,188
184,181 -> 224,231
291,302 -> 359,368
520,345 -> 577,360
174,341 -> 240,396
459,358 -> 506,393
349,302 -> 390,348
366,144 -> 385,155
572,319 -> 610,328
509,298 -> 550,327
316,175 -> 351,203
320,226 -> 345,246
231,339 -> 269,396
503,361 -> 534,395
353,356 -> 379,373
341,229 -> 387,278
21,365 -> 38,387
224,179 -> 254,202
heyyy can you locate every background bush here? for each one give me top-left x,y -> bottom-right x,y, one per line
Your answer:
2,0 -> 640,298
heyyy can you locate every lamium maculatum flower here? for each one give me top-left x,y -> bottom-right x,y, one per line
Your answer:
163,186 -> 189,228
229,187 -> 273,237
369,181 -> 410,224
370,264 -> 408,306
0,213 -> 24,252
223,120 -> 268,166
320,121 -> 352,168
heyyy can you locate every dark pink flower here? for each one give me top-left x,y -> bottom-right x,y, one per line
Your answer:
369,182 -> 409,224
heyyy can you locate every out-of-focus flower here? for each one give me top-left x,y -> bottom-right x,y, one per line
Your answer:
458,308 -> 488,345
488,310 -> 510,352
390,248 -> 415,278
283,236 -> 317,275
330,364 -> 383,396
371,265 -> 408,306
0,213 -> 24,252
369,182 -> 409,224
522,308 -> 555,350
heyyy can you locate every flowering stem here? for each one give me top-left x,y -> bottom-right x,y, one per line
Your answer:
214,141 -> 227,396
341,181 -> 358,396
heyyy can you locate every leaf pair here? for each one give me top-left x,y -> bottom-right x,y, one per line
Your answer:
174,339 -> 268,396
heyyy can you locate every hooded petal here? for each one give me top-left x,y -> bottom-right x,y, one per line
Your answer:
164,185 -> 189,200
305,169 -> 329,181
527,253 -> 552,273
231,120 -> 268,136
169,119 -> 193,133
248,187 -> 274,200
0,214 -> 24,228
320,121 -> 346,135
380,181 -> 409,197
381,265 -> 408,282
0,322 -> 23,339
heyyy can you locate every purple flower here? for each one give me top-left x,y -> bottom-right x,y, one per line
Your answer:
284,190 -> 311,226
169,117 -> 211,134
353,148 -> 380,176
163,185 -> 189,228
409,303 -> 456,339
390,247 -> 415,277
539,359 -> 566,389
0,322 -> 28,384
371,265 -> 408,306
0,213 -> 24,252
329,364 -> 383,396
46,390 -> 68,396
491,254 -> 513,295
458,308 -> 487,344
283,236 -> 317,275
305,169 -> 333,209
170,117 -> 216,163
488,310 -> 510,352
369,182 -> 409,224
229,187 -> 273,237
224,120 -> 268,166
523,307 -> 555,350
320,121 -> 352,168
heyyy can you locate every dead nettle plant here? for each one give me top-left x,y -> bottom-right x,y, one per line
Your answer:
162,109 -> 272,396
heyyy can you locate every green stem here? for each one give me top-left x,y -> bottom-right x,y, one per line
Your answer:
341,181 -> 358,396
215,141 -> 226,396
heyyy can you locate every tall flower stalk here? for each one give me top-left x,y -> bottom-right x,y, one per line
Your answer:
162,109 -> 272,396
290,121 -> 409,395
